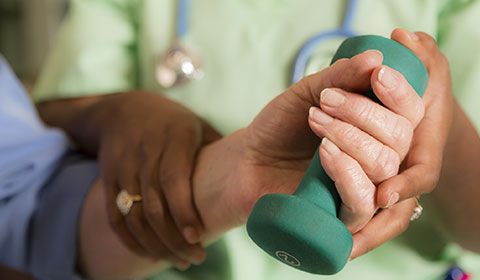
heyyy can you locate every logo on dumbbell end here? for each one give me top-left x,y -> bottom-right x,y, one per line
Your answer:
275,250 -> 301,267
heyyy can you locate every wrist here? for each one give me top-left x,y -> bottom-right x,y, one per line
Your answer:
192,129 -> 248,242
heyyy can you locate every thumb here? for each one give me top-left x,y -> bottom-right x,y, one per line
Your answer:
293,49 -> 383,106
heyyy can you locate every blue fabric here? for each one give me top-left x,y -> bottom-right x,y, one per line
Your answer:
0,56 -> 68,268
29,155 -> 97,280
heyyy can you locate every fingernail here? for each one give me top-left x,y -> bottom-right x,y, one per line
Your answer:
378,66 -> 397,89
362,49 -> 383,59
406,30 -> 419,41
183,226 -> 199,244
385,192 -> 400,208
321,137 -> 341,156
321,89 -> 345,107
175,261 -> 191,271
309,107 -> 333,125
192,250 -> 206,265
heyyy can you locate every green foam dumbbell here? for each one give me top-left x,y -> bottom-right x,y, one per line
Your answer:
246,35 -> 428,275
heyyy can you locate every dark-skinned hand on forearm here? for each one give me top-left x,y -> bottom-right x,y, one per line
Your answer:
37,91 -> 220,269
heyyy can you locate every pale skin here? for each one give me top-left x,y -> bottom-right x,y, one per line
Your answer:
39,29 -> 479,279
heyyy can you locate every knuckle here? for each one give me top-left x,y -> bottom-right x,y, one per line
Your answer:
340,123 -> 359,141
355,98 -> 376,123
297,75 -> 311,90
291,75 -> 315,99
391,118 -> 414,154
372,145 -> 400,182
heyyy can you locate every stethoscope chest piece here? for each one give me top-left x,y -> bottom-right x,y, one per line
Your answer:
156,41 -> 203,88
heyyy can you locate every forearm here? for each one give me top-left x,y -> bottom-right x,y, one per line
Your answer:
37,92 -> 148,156
37,94 -> 120,155
429,101 -> 480,252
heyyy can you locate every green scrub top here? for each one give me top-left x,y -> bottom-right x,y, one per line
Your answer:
33,0 -> 480,279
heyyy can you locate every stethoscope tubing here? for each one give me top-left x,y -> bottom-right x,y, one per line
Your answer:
291,0 -> 359,84
176,0 -> 189,38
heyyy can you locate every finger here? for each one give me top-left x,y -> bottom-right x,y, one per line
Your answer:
375,29 -> 452,208
141,185 -> 206,265
350,198 -> 416,260
99,145 -> 149,257
309,107 -> 400,183
370,66 -> 425,127
296,50 -> 383,104
391,28 -> 452,105
390,28 -> 440,70
103,180 -> 148,257
159,127 -> 206,245
140,149 -> 206,265
319,88 -> 414,159
125,202 -> 185,264
319,138 -> 377,233
375,120 -> 443,208
116,155 -> 184,263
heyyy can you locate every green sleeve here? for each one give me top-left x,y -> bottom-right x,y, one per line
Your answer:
32,0 -> 139,103
437,0 -> 480,131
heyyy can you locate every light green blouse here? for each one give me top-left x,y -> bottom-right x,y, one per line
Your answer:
33,0 -> 480,279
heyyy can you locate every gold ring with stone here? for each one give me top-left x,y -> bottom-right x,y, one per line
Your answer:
116,189 -> 142,216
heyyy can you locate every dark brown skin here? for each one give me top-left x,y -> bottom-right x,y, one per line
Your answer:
37,91 -> 221,268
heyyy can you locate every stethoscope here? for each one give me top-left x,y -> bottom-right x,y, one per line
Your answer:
156,0 -> 359,88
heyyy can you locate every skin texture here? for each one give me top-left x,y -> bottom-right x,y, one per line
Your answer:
191,30 -> 478,263
374,29 -> 454,208
190,48 -> 421,258
286,28 -> 462,259
38,92 -> 221,268
75,50 -> 397,279
38,29 -> 480,279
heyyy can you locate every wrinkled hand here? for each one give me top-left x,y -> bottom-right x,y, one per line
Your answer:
100,92 -> 220,268
308,28 -> 454,259
375,29 -> 454,205
217,50 -> 386,227
308,61 -> 424,231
